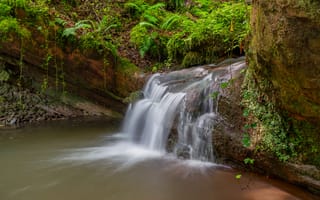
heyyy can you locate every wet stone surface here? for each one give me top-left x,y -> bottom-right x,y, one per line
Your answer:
0,83 -> 77,128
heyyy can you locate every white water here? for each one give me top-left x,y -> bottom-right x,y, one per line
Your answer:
62,59 -> 246,165
123,73 -> 186,151
120,59 -> 247,162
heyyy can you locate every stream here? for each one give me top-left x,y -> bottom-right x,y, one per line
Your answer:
0,118 -> 317,200
0,59 -> 318,200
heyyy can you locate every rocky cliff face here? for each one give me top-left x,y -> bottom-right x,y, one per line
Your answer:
212,0 -> 320,194
231,0 -> 320,193
0,30 -> 144,117
248,0 -> 320,123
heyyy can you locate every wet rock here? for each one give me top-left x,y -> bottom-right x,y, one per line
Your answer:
213,69 -> 320,194
175,144 -> 191,160
249,0 -> 320,123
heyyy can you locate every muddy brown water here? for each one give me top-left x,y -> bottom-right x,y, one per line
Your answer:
0,118 -> 318,200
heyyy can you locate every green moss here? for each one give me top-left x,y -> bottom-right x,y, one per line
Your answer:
242,67 -> 295,162
242,65 -> 320,165
182,51 -> 203,67
118,58 -> 140,74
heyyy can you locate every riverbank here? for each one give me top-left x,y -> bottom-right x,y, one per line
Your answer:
0,82 -> 122,128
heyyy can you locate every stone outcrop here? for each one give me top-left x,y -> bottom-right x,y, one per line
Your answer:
248,0 -> 320,123
213,70 -> 320,194
212,0 -> 320,194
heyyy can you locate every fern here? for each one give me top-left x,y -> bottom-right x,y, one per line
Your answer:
124,2 -> 145,15
62,27 -> 76,38
62,20 -> 93,38
139,21 -> 156,29
148,2 -> 166,11
142,13 -> 159,25
124,0 -> 149,17
75,20 -> 94,30
166,2 -> 249,66
142,3 -> 165,25
169,0 -> 185,9
4,0 -> 27,8
55,17 -> 67,26
0,3 -> 11,17
161,14 -> 183,30
139,36 -> 153,58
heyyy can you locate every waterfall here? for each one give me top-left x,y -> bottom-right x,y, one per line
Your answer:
122,59 -> 246,162
122,74 -> 185,152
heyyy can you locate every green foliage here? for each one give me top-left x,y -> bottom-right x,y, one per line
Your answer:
244,157 -> 254,165
240,68 -> 320,163
210,91 -> 219,100
124,0 -> 148,17
142,3 -> 166,24
242,69 -> 292,161
0,2 -> 12,16
167,2 -> 250,67
161,14 -> 184,30
128,2 -> 168,59
242,133 -> 250,148
79,15 -> 119,56
190,0 -> 220,16
0,69 -> 10,82
235,174 -> 242,179
0,17 -> 30,40
62,20 -> 93,39
55,17 -> 67,26
220,81 -> 229,89
3,0 -> 27,9
244,122 -> 257,130
167,0 -> 185,10
128,0 -> 249,65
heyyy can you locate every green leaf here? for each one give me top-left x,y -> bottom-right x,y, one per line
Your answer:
243,108 -> 250,117
161,14 -> 182,30
139,21 -> 156,29
220,81 -> 229,89
62,27 -> 76,37
242,133 -> 251,147
55,18 -> 67,26
235,174 -> 242,179
244,158 -> 255,165
210,91 -> 219,100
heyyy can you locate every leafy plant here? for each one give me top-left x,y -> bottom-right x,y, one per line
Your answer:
0,69 -> 10,82
130,2 -> 167,59
0,17 -> 30,41
210,91 -> 219,100
167,2 -> 250,67
235,174 -> 242,179
242,133 -> 250,147
3,0 -> 27,9
220,81 -> 229,89
62,20 -> 93,38
0,2 -> 12,16
241,69 -> 303,162
161,14 -> 184,30
244,157 -> 254,165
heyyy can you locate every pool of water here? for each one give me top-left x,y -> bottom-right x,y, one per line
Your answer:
0,118 -> 317,200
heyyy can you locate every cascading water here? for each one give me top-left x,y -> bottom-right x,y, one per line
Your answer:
121,58 -> 246,162
122,74 -> 185,152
